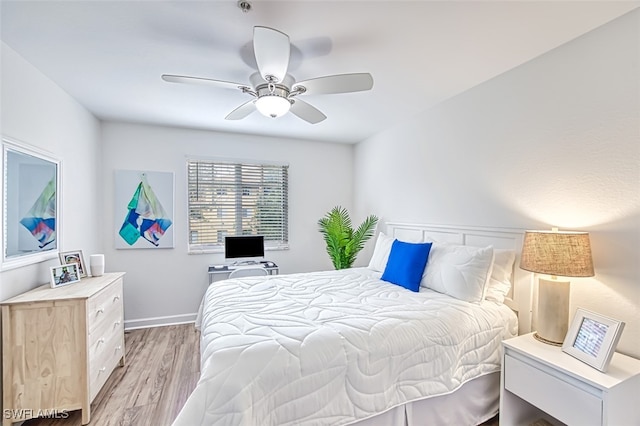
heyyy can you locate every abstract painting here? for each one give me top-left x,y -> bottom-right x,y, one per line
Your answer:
114,170 -> 174,249
19,177 -> 56,249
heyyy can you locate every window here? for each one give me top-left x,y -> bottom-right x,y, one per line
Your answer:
188,159 -> 288,252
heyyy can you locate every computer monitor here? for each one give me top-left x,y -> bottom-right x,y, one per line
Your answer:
224,235 -> 265,264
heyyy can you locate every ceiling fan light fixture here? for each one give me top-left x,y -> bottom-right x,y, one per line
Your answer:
255,95 -> 291,118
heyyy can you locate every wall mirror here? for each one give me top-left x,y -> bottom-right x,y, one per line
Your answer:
1,137 -> 61,270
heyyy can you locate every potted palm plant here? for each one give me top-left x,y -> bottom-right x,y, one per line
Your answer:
318,206 -> 378,270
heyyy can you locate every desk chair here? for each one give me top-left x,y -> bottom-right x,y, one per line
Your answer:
229,266 -> 269,279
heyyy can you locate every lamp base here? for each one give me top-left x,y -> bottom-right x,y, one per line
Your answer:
533,332 -> 563,346
535,277 -> 570,346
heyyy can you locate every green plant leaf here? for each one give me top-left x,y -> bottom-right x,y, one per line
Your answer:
318,206 -> 378,270
345,214 -> 378,267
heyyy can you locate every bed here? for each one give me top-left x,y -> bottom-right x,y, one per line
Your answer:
174,223 -> 533,426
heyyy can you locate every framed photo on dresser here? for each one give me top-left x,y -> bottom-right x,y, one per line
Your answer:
50,263 -> 81,288
59,250 -> 87,277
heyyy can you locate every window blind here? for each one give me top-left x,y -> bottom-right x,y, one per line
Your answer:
187,160 -> 289,252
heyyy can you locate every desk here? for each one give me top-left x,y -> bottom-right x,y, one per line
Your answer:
208,261 -> 279,284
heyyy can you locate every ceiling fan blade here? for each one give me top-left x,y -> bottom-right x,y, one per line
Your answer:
293,73 -> 373,95
162,74 -> 246,91
289,99 -> 326,124
225,100 -> 256,120
253,26 -> 290,83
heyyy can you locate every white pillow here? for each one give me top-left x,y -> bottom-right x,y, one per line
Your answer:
484,249 -> 516,304
368,232 -> 394,272
420,243 -> 495,303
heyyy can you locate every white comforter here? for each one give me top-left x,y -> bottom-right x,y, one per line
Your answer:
174,268 -> 517,426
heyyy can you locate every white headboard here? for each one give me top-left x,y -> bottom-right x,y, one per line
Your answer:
386,222 -> 533,335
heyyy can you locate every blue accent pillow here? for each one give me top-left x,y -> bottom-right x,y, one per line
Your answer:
381,240 -> 433,292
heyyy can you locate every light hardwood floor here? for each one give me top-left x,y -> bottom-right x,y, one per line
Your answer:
23,325 -> 200,426
23,323 -> 499,426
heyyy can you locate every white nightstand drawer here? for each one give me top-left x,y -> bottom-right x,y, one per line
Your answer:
505,354 -> 602,425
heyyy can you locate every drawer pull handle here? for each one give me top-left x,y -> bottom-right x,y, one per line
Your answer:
113,295 -> 120,301
98,338 -> 105,344
99,367 -> 107,373
97,308 -> 104,314
114,321 -> 121,327
116,345 -> 122,351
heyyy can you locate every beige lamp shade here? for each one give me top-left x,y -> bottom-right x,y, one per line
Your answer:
520,230 -> 594,277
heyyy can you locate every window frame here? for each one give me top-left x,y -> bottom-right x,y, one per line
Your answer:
186,157 -> 289,254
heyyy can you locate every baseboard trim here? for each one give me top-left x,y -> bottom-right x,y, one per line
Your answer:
124,313 -> 197,330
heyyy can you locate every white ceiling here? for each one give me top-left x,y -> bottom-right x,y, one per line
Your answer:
1,1 -> 637,144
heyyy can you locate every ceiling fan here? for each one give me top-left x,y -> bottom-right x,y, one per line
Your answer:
162,26 -> 373,124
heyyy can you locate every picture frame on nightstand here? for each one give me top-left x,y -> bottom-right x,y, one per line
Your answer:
562,307 -> 625,372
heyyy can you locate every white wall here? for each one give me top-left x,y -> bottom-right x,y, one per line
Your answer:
354,11 -> 640,357
0,42 -> 102,300
100,122 -> 353,328
0,42 -> 102,410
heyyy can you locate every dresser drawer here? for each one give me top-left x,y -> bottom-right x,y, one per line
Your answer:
88,278 -> 123,333
88,303 -> 123,359
89,328 -> 124,401
504,354 -> 602,425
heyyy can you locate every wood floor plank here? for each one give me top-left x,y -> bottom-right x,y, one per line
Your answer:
150,338 -> 200,425
122,403 -> 156,426
126,328 -> 172,408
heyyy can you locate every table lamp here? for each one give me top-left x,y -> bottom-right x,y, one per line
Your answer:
520,229 -> 594,345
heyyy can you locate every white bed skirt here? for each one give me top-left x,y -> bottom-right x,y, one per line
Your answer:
352,372 -> 500,426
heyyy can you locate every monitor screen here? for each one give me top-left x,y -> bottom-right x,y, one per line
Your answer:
224,235 -> 265,260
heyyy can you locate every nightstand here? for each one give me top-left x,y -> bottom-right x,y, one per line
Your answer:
500,333 -> 640,426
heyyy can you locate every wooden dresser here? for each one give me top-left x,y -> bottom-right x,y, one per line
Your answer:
2,272 -> 126,425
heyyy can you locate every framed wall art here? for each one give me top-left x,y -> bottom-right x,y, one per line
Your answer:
1,137 -> 60,270
114,170 -> 174,249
